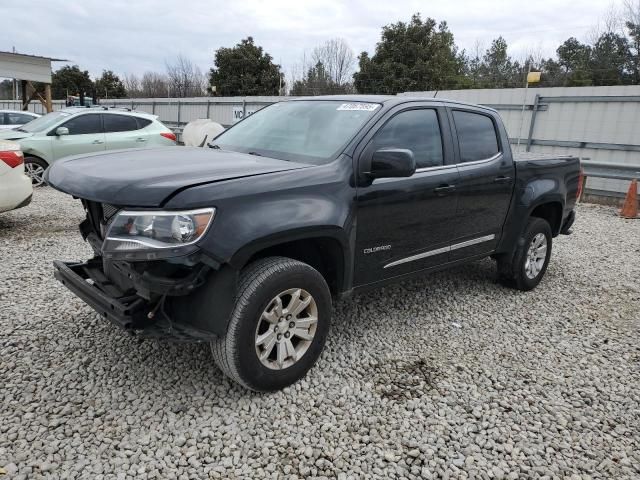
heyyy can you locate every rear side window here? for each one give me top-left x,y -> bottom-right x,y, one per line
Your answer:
103,114 -> 139,133
453,111 -> 499,163
136,117 -> 152,129
370,109 -> 443,169
6,112 -> 36,125
60,114 -> 103,135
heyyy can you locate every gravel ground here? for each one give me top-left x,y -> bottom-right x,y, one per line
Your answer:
1,187 -> 639,480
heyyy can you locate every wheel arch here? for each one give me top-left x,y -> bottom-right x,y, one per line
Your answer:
530,201 -> 563,236
231,229 -> 350,296
23,152 -> 49,166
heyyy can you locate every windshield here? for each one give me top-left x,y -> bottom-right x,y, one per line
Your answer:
19,111 -> 72,133
214,100 -> 381,164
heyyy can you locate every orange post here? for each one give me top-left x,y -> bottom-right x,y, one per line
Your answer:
620,179 -> 638,219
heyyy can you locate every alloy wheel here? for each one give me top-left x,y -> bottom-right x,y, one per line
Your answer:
25,162 -> 46,186
255,288 -> 318,370
524,233 -> 547,279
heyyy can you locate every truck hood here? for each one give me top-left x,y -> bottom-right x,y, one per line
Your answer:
0,130 -> 33,141
46,147 -> 311,206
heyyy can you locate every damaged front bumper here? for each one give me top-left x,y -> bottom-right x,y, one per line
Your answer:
53,259 -> 218,342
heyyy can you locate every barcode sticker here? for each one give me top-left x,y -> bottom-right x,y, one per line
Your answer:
337,103 -> 380,111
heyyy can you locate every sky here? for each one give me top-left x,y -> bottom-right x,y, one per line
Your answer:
0,0 -> 618,81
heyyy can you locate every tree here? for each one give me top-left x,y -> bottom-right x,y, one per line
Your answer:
311,38 -> 355,88
537,58 -> 566,87
354,14 -> 466,94
555,37 -> 593,86
141,71 -> 169,97
476,37 -> 521,88
590,32 -> 631,85
51,65 -> 94,100
123,73 -> 141,97
95,70 -> 126,99
0,79 -> 13,100
209,37 -> 284,96
291,61 -> 347,95
623,0 -> 640,83
166,55 -> 206,97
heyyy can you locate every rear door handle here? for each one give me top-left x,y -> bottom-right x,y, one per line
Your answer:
493,176 -> 512,184
434,184 -> 456,196
135,137 -> 147,142
92,139 -> 104,145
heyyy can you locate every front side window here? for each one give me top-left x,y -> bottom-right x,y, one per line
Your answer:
214,101 -> 380,164
103,114 -> 139,133
369,109 -> 443,169
453,110 -> 499,163
60,114 -> 103,135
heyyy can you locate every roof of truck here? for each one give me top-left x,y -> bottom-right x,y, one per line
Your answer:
285,95 -> 498,113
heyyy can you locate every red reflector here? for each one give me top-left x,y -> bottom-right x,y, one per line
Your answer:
161,132 -> 177,142
0,150 -> 24,168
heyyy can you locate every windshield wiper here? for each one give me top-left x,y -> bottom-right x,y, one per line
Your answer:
247,151 -> 262,156
208,143 -> 221,149
14,128 -> 27,133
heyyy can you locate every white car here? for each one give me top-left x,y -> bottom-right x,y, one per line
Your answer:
0,141 -> 32,213
0,110 -> 40,130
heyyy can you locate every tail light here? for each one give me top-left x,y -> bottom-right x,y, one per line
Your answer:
160,132 -> 177,142
0,150 -> 24,168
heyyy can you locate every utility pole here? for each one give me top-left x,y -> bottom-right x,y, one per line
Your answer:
516,65 -> 541,152
12,46 -> 17,100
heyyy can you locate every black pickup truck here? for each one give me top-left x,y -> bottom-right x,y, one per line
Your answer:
47,96 -> 580,391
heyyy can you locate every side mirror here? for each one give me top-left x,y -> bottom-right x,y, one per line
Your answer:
55,127 -> 69,136
367,148 -> 416,178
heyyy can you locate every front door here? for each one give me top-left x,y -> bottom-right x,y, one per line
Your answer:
354,106 -> 460,286
448,109 -> 515,261
52,113 -> 106,160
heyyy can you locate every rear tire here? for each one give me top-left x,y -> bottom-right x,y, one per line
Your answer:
497,217 -> 552,291
24,157 -> 48,187
211,256 -> 331,392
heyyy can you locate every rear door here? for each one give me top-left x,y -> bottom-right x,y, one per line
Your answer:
51,113 -> 106,160
354,104 -> 460,286
103,114 -> 152,150
448,108 -> 515,260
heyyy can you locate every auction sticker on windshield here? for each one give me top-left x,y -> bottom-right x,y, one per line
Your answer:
337,103 -> 380,111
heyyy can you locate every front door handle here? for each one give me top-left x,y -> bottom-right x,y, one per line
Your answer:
434,184 -> 456,196
493,176 -> 512,184
92,139 -> 104,145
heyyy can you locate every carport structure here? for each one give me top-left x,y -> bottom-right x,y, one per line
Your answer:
0,51 -> 67,113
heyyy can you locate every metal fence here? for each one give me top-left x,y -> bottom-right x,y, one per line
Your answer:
3,85 -> 640,198
0,96 -> 279,127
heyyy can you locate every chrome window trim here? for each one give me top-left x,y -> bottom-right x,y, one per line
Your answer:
456,152 -> 502,167
383,234 -> 495,269
415,164 -> 455,173
414,152 -> 502,173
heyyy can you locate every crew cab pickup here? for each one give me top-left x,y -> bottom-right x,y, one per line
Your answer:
47,96 -> 580,391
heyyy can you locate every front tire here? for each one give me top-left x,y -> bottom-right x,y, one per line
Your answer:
24,157 -> 48,186
211,257 -> 332,392
497,217 -> 552,291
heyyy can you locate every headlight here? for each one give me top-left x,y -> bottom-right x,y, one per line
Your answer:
103,208 -> 215,252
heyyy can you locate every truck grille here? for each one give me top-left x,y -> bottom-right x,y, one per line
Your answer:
82,201 -> 120,240
102,203 -> 120,222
